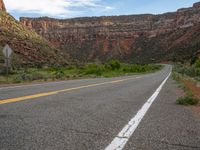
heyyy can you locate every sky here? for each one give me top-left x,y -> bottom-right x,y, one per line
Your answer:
4,0 -> 200,19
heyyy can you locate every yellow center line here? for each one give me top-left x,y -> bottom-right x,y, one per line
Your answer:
0,78 -> 132,105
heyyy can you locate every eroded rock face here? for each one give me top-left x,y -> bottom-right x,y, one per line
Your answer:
0,0 -> 6,11
20,2 -> 200,63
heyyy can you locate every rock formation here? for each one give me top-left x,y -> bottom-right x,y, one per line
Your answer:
0,0 -> 6,11
20,2 -> 200,63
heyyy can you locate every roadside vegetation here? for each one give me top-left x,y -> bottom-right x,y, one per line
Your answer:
0,60 -> 162,84
176,96 -> 199,105
173,59 -> 200,105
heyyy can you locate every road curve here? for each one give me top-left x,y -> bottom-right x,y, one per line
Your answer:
0,65 -> 200,150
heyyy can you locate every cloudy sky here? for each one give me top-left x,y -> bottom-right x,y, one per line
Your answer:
4,0 -> 200,19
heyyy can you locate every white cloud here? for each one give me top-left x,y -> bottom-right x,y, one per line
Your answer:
4,0 -> 113,18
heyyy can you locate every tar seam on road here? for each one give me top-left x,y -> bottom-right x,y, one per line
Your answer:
105,71 -> 171,150
0,77 -> 141,105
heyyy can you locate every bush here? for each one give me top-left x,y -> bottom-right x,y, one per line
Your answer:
83,64 -> 103,76
196,68 -> 200,76
195,59 -> 200,69
176,96 -> 199,105
54,69 -> 65,79
13,70 -> 30,83
173,64 -> 199,77
0,63 -> 161,83
107,60 -> 121,70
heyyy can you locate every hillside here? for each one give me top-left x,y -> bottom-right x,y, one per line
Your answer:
0,5 -> 68,67
20,2 -> 200,63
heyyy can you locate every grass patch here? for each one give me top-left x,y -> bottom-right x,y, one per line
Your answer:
0,60 -> 162,84
176,96 -> 199,106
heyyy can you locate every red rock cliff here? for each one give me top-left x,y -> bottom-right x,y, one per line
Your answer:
20,2 -> 200,63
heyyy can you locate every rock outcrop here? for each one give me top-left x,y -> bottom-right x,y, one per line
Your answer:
20,2 -> 200,63
0,0 -> 6,11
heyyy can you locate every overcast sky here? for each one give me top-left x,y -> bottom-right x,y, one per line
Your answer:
4,0 -> 200,19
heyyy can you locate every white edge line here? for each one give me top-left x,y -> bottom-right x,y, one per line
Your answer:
105,71 -> 171,150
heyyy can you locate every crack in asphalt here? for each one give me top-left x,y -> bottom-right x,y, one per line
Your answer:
68,128 -> 110,137
159,140 -> 200,149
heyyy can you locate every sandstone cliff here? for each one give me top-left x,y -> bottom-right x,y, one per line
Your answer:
20,2 -> 200,63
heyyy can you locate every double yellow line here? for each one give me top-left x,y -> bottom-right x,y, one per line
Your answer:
0,78 -> 132,105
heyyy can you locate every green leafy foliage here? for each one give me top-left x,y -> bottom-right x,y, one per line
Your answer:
83,64 -> 104,76
107,60 -> 121,70
195,59 -> 200,69
173,61 -> 200,81
0,61 -> 162,84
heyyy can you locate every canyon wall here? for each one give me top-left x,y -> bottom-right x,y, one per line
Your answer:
20,2 -> 200,63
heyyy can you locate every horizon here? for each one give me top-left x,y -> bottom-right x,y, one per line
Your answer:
4,0 -> 200,20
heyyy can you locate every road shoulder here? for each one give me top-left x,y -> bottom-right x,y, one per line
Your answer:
124,78 -> 200,150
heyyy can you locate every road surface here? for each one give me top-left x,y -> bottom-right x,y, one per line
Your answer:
0,65 -> 200,150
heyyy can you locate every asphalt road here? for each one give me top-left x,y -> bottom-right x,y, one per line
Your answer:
0,65 -> 200,150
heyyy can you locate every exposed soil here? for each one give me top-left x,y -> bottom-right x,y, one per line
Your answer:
183,80 -> 200,99
183,80 -> 200,115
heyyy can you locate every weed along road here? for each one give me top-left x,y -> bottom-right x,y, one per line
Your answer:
0,65 -> 200,150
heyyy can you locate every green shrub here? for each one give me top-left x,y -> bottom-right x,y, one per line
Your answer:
174,64 -> 199,77
54,69 -> 65,79
13,70 -> 30,83
196,68 -> 200,76
0,63 -> 161,83
107,60 -> 121,70
83,64 -> 103,76
195,59 -> 200,69
176,96 -> 199,105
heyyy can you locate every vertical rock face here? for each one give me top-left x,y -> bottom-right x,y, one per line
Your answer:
20,2 -> 200,63
0,0 -> 6,11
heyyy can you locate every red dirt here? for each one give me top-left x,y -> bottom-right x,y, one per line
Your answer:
183,80 -> 200,99
182,80 -> 200,115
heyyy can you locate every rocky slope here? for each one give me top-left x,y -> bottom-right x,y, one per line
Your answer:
0,2 -> 68,67
20,2 -> 200,63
